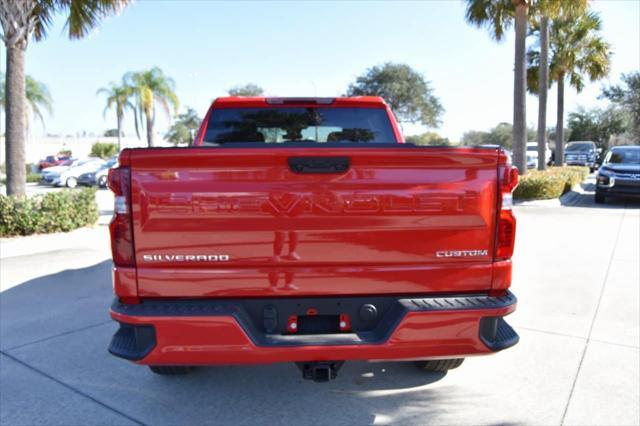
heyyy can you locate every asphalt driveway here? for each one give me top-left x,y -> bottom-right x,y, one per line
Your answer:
1,183 -> 638,425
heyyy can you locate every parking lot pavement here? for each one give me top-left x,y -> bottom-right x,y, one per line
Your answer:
1,191 -> 638,425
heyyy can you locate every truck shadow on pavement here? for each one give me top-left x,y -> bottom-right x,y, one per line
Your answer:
1,260 -> 467,426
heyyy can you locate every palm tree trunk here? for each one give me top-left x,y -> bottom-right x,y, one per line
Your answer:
146,113 -> 154,147
555,74 -> 565,166
537,16 -> 549,171
4,45 -> 27,196
133,107 -> 141,140
512,2 -> 528,174
116,111 -> 122,151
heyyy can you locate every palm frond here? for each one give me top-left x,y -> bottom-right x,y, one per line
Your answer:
32,0 -> 56,42
33,0 -> 131,42
529,8 -> 611,90
464,0 -> 515,41
64,0 -> 129,40
25,75 -> 53,117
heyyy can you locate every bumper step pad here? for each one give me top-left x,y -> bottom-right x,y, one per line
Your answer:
479,316 -> 519,351
108,323 -> 156,361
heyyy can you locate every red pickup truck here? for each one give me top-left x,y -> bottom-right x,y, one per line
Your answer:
107,96 -> 519,382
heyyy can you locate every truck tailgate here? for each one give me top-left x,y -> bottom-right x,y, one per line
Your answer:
129,147 -> 499,297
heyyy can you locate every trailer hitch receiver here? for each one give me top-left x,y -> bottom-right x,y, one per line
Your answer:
296,361 -> 344,382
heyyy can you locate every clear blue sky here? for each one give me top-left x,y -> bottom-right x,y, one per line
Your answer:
3,0 -> 639,141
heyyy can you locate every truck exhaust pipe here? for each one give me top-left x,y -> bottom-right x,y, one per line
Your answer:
296,361 -> 344,382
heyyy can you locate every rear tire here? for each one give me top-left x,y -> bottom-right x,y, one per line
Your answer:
595,191 -> 606,204
66,177 -> 77,188
149,366 -> 193,375
98,175 -> 108,188
414,358 -> 464,372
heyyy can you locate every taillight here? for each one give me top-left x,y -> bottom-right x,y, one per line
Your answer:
495,165 -> 518,261
108,167 -> 135,267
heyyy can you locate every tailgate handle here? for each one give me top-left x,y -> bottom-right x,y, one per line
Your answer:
288,157 -> 350,174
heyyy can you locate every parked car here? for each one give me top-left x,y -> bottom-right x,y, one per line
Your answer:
41,158 -> 79,182
565,141 -> 598,172
595,145 -> 640,204
42,158 -> 106,188
78,157 -> 118,188
526,142 -> 552,168
107,96 -> 520,381
37,154 -> 72,171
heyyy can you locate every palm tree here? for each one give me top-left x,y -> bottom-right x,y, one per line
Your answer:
125,67 -> 179,147
535,15 -> 550,170
528,11 -> 611,166
1,73 -> 53,137
465,0 -> 530,174
24,75 -> 53,129
97,81 -> 135,150
532,1 -> 587,170
0,0 -> 129,196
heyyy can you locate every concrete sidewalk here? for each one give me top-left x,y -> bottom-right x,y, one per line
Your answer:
1,193 -> 638,425
0,227 -> 111,293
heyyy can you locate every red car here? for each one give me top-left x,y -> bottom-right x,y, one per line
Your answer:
37,154 -> 71,171
107,97 -> 519,381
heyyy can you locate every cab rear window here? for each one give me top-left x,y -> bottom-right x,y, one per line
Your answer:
202,107 -> 396,145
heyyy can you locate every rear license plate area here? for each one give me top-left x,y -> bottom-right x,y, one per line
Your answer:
297,315 -> 340,334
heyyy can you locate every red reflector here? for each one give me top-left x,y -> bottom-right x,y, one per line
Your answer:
495,210 -> 516,260
339,314 -> 351,331
287,315 -> 298,333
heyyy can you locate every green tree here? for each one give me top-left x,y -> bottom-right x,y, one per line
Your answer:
97,81 -> 135,150
1,73 -> 53,129
462,130 -> 489,146
90,141 -> 118,159
346,62 -> 443,127
568,106 -> 629,149
486,122 -> 514,148
0,0 -> 130,196
601,72 -> 640,139
125,67 -> 179,147
228,83 -> 264,96
547,125 -> 568,146
464,0 -> 530,173
104,129 -> 122,137
405,132 -> 450,146
166,107 -> 202,145
461,122 -> 535,148
527,10 -> 611,166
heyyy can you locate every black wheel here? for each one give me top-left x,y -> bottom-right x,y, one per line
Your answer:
589,167 -> 596,173
98,175 -> 108,188
414,358 -> 464,372
595,191 -> 606,204
148,366 -> 193,375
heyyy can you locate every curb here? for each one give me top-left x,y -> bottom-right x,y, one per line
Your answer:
514,189 -> 581,208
